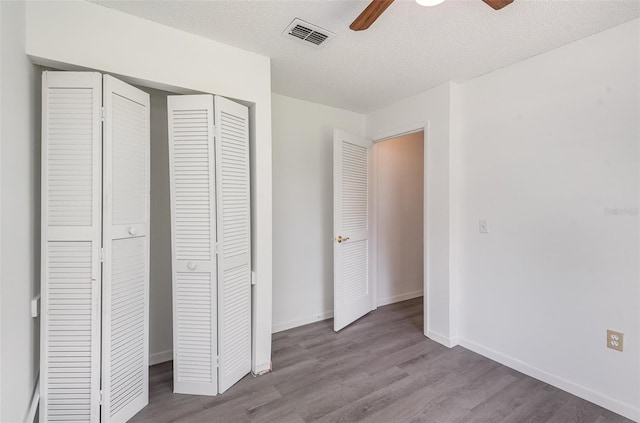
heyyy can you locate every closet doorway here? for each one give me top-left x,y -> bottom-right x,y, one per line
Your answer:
40,72 -> 254,423
373,131 -> 424,316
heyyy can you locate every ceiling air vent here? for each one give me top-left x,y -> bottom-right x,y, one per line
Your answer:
282,19 -> 335,49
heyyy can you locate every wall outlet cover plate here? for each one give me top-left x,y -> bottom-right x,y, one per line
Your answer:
607,329 -> 624,352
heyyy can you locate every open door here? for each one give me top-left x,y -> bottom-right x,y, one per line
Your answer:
101,74 -> 150,423
214,95 -> 252,393
167,94 -> 218,396
40,71 -> 103,423
333,129 -> 374,331
167,94 -> 251,395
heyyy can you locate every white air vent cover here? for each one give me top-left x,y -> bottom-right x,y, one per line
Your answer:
282,19 -> 335,49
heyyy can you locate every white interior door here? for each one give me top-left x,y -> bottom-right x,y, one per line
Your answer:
40,71 -> 103,423
214,95 -> 252,393
101,74 -> 150,423
167,94 -> 218,396
333,129 -> 374,332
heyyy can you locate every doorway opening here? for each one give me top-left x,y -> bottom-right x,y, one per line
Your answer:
373,130 -> 425,331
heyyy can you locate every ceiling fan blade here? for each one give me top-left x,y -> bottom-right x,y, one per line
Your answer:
482,0 -> 514,10
350,0 -> 395,31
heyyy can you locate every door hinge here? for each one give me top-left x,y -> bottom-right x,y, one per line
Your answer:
100,248 -> 105,263
215,243 -> 219,255
251,271 -> 256,286
99,390 -> 103,405
100,107 -> 105,122
216,356 -> 220,368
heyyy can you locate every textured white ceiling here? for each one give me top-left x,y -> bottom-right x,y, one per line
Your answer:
93,0 -> 639,113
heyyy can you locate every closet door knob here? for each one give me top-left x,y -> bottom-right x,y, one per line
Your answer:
128,226 -> 137,236
187,262 -> 197,270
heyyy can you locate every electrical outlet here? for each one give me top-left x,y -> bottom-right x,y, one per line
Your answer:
479,219 -> 489,234
607,329 -> 624,352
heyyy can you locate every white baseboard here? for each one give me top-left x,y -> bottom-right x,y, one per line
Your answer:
25,373 -> 40,423
149,349 -> 173,366
272,310 -> 334,333
377,290 -> 423,307
458,338 -> 639,422
272,291 -> 424,334
426,329 -> 459,348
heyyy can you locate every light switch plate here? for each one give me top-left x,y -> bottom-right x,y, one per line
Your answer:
607,329 -> 623,352
479,219 -> 489,234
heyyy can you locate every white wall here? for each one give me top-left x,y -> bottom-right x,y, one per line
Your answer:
1,3 -> 3,417
25,0 -> 273,374
148,89 -> 173,364
271,94 -> 365,332
456,19 -> 639,420
375,132 -> 424,306
0,1 -> 41,421
366,82 -> 456,346
364,19 -> 639,420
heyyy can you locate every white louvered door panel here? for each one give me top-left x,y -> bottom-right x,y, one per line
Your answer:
333,129 -> 373,332
40,71 -> 102,423
214,96 -> 252,393
101,75 -> 150,423
167,95 -> 218,396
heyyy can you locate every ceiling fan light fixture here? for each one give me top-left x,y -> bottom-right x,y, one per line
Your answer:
415,0 -> 446,6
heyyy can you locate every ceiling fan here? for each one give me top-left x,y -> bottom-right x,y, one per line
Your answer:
350,0 -> 514,31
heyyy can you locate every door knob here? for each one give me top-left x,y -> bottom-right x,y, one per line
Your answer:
337,235 -> 350,243
187,262 -> 197,270
128,226 -> 137,236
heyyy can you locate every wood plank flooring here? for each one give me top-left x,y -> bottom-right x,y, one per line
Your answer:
131,298 -> 632,423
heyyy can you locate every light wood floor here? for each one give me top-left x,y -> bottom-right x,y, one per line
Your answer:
131,298 -> 631,423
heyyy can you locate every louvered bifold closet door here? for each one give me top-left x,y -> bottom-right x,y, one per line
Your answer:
167,95 -> 218,395
214,96 -> 252,393
101,75 -> 150,423
40,71 -> 102,423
